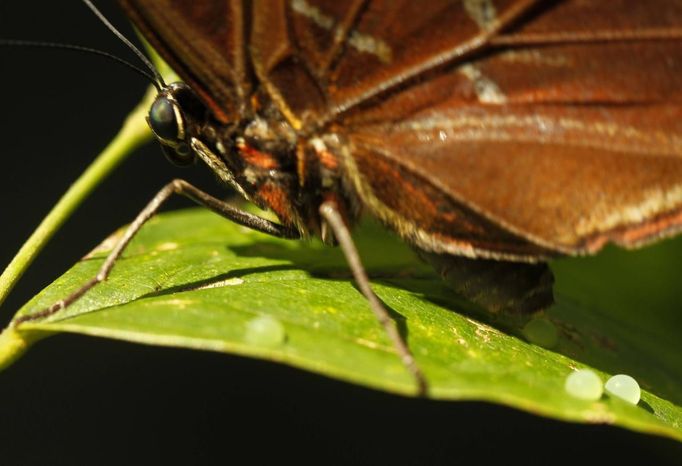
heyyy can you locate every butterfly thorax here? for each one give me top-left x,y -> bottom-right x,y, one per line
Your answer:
230,116 -> 360,243
154,84 -> 360,243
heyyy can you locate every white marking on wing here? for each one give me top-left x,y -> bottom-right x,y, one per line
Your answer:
290,0 -> 393,63
458,64 -> 507,104
463,0 -> 498,31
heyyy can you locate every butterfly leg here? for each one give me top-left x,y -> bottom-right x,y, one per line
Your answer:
14,179 -> 300,326
319,201 -> 428,396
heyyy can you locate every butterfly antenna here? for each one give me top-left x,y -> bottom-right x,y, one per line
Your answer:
81,0 -> 166,89
0,39 -> 159,86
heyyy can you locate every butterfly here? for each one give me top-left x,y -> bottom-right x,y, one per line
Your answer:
16,0 -> 682,394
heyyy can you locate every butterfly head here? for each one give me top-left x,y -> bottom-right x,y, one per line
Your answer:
147,82 -> 207,167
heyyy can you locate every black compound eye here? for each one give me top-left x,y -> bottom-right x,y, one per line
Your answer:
149,97 -> 180,141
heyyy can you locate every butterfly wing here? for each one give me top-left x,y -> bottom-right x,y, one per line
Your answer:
121,0 -> 253,122
120,0 -> 682,314
256,0 -> 682,315
124,0 -> 682,259
344,102 -> 682,259
331,0 -> 682,259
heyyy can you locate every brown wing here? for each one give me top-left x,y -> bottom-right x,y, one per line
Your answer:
120,0 -> 682,260
334,0 -> 682,259
120,0 -> 252,122
418,250 -> 554,315
345,102 -> 682,259
250,0 -> 540,125
122,0 -> 536,126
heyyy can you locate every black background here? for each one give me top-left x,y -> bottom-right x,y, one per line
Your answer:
1,2 -> 681,464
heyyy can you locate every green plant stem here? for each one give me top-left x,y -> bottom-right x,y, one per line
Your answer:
0,327 -> 41,371
0,86 -> 156,313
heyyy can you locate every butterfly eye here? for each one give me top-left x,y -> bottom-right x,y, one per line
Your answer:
149,96 -> 181,141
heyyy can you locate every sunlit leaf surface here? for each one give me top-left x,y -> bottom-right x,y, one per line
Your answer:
12,208 -> 682,441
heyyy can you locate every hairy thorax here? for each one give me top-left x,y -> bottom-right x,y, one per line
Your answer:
192,100 -> 360,242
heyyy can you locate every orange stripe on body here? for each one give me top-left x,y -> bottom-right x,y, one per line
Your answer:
257,183 -> 293,224
318,149 -> 339,170
237,141 -> 280,170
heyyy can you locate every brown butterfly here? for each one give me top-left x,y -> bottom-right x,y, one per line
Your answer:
17,0 -> 682,394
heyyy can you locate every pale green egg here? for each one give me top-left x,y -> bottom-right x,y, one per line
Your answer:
245,315 -> 286,347
605,374 -> 641,405
565,369 -> 603,401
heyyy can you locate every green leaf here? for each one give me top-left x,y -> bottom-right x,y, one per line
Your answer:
5,208 -> 682,442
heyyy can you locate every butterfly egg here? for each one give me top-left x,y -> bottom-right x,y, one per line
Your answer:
244,315 -> 286,347
522,317 -> 558,348
605,374 -> 641,405
565,369 -> 603,401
